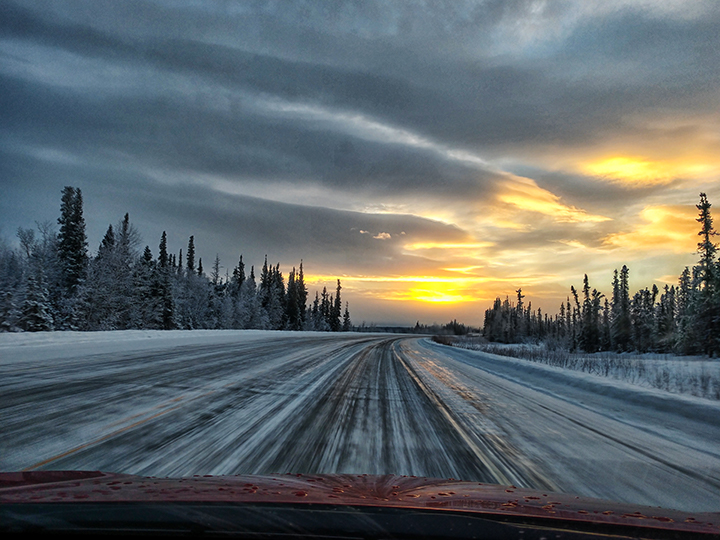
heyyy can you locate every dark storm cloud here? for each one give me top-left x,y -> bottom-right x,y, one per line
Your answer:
9,1 -> 715,180
4,0 -> 717,169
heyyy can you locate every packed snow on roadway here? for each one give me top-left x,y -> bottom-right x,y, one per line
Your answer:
0,329 -> 323,363
1,330 -> 719,513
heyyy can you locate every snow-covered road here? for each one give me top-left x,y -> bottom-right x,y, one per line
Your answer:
1,331 -> 718,511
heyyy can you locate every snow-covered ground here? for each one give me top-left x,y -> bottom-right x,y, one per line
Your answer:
453,340 -> 720,400
1,331 -> 718,512
0,329 -> 353,363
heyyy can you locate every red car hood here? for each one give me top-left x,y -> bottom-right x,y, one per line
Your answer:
1,471 -> 718,537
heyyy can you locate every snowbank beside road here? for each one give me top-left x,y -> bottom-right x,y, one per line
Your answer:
0,330 -> 375,364
447,339 -> 720,401
426,338 -> 720,429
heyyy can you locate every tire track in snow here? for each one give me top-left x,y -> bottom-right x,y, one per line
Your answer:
3,335 -> 378,472
404,338 -> 720,511
6,334 -> 521,483
5,332 -> 717,512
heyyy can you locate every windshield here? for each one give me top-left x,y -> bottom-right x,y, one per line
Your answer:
1,0 -> 719,521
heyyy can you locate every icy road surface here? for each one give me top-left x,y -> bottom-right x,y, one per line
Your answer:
1,331 -> 719,512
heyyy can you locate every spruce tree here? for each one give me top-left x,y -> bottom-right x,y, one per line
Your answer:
331,279 -> 342,331
286,267 -> 300,330
19,270 -> 53,332
158,232 -> 169,269
342,302 -> 351,332
696,193 -> 717,290
57,186 -> 88,296
694,193 -> 718,354
156,232 -> 175,330
297,261 -> 307,326
1,290 -> 18,332
186,237 -> 195,274
611,266 -> 631,351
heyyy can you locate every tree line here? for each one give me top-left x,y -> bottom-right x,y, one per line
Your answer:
484,193 -> 719,356
1,186 -> 352,332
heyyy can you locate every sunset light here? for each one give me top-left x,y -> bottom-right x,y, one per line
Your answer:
584,156 -> 716,185
497,177 -> 610,223
1,0 -> 717,327
408,286 -> 468,303
3,2 -> 720,520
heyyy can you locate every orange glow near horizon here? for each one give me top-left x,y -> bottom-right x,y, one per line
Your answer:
303,271 -> 563,307
407,281 -> 473,303
304,273 -> 489,304
302,193 -> 708,320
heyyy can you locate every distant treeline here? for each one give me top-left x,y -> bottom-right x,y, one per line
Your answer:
1,187 -> 351,332
484,193 -> 720,356
354,320 -> 478,335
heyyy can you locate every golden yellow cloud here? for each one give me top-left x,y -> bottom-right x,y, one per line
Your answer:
603,205 -> 699,252
498,176 -> 610,223
583,156 -> 716,186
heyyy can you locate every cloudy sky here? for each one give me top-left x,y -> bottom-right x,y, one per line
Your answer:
2,0 -> 719,325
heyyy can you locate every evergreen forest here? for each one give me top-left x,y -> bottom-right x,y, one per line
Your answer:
1,187 -> 352,333
484,193 -> 720,356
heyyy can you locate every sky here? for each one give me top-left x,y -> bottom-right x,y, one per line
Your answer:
1,0 -> 719,326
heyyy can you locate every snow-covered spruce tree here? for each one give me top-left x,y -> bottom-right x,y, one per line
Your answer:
57,187 -> 88,294
186,236 -> 195,275
579,274 -> 603,353
697,193 -> 717,291
611,265 -> 632,351
675,266 -> 696,353
228,255 -> 245,299
321,287 -> 332,331
296,262 -> 307,328
330,279 -> 342,332
175,237 -> 197,328
201,254 -> 224,329
236,265 -> 262,329
267,264 -> 286,330
18,269 -> 53,332
78,224 -> 118,330
78,214 -> 143,330
156,232 -> 176,329
129,245 -> 162,329
630,286 -> 657,353
111,214 -> 141,328
656,285 -> 677,351
56,187 -> 88,328
286,267 -> 300,330
179,265 -> 210,329
342,302 -> 351,332
0,290 -> 19,332
308,290 -> 321,331
0,236 -> 23,311
694,193 -> 719,355
256,259 -> 284,330
285,263 -> 308,331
